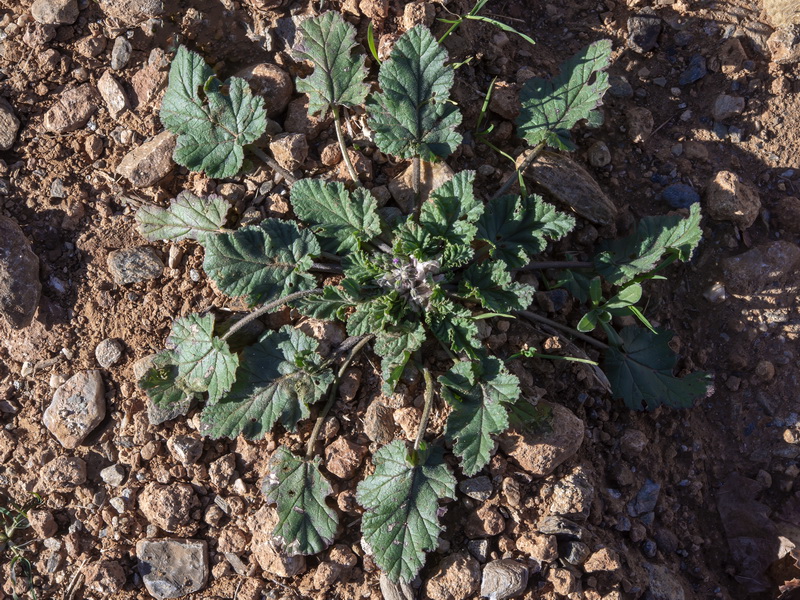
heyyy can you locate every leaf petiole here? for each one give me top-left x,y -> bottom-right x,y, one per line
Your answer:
222,288 -> 323,342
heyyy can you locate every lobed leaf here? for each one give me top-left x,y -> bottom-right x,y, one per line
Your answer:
419,171 -> 481,245
366,26 -> 462,161
203,219 -> 319,306
201,327 -> 333,439
291,179 -> 381,253
594,203 -> 703,285
138,351 -> 197,409
167,313 -> 239,403
426,295 -> 481,359
603,326 -> 713,411
440,357 -> 520,475
136,192 -> 229,242
294,286 -> 355,320
263,447 -> 338,555
160,46 -> 267,178
295,11 -> 369,116
374,323 -> 426,394
459,262 -> 535,313
356,441 -> 456,583
517,40 -> 612,151
476,194 -> 575,268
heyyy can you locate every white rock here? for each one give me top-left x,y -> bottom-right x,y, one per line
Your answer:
97,71 -> 129,119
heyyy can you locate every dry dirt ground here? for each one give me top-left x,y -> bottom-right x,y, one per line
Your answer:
0,0 -> 799,599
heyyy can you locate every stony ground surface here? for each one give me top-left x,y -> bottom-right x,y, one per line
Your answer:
0,0 -> 799,599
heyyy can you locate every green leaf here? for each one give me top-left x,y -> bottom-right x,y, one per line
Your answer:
294,286 -> 355,320
136,192 -> 229,242
138,351 -> 197,408
594,204 -> 703,285
167,313 -> 239,403
201,327 -> 333,439
366,26 -> 462,161
291,179 -> 381,253
440,357 -> 519,475
554,269 -> 592,304
420,171 -> 481,245
295,11 -> 369,116
203,219 -> 320,306
357,441 -> 456,583
375,322 -> 426,394
460,262 -> 535,312
346,293 -> 406,337
263,447 -> 338,555
427,296 -> 481,358
603,326 -> 713,411
476,194 -> 575,268
517,40 -> 611,151
160,46 -> 267,178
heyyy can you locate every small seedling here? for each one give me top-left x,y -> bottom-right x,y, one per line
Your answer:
1,494 -> 44,600
142,12 -> 711,583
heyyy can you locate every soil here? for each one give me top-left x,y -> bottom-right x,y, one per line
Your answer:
0,0 -> 799,599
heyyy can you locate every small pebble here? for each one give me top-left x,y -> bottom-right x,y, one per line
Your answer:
110,36 -> 132,70
661,183 -> 700,209
95,338 -> 124,368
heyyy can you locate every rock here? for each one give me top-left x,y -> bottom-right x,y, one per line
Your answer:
0,97 -> 20,150
364,401 -> 396,444
712,94 -> 745,121
84,560 -> 126,595
522,152 -> 617,226
459,476 -> 494,501
269,133 -> 308,171
95,337 -> 124,367
283,95 -> 331,141
115,131 -> 176,188
100,464 -> 126,487
536,515 -> 586,540
489,80 -> 520,120
587,141 -> 611,168
325,437 -> 367,480
628,479 -> 661,517
498,402 -> 584,477
248,506 -> 306,577
764,0 -> 800,27
516,532 -> 558,563
0,215 -> 41,329
320,142 -> 342,166
705,170 -> 761,229
76,34 -> 107,57
643,562 -> 686,600
208,453 -> 236,488
43,455 -> 87,491
28,509 -> 57,538
626,9 -> 661,53
235,64 -> 293,117
625,107 -> 653,143
620,429 -> 648,456
44,84 -> 97,133
548,465 -> 594,520
480,559 -> 529,600
97,0 -> 164,25
583,547 -> 622,573
467,539 -> 491,563
136,539 -> 208,599
661,183 -> 700,209
31,0 -> 79,25
107,246 -> 164,285
559,539 -> 590,565
768,25 -> 800,64
97,71 -> 129,119
43,371 -> 106,449
167,435 -> 204,465
131,63 -> 168,109
546,567 -> 578,596
110,36 -> 132,70
679,54 -> 707,85
389,160 -> 454,214
424,553 -> 481,600
138,482 -> 198,533
465,504 -> 505,539
607,76 -> 633,98
721,241 -> 800,296
775,196 -> 800,233
379,572 -> 415,600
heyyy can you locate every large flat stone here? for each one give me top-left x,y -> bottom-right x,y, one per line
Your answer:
136,538 -> 208,599
43,370 -> 106,449
0,216 -> 40,329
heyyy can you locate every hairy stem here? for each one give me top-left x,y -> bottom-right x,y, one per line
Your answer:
516,310 -> 609,350
248,146 -> 297,185
310,262 -> 344,274
306,334 -> 375,459
333,105 -> 361,186
491,141 -> 545,201
414,367 -> 435,452
411,155 -> 422,221
221,288 -> 323,342
517,260 -> 593,271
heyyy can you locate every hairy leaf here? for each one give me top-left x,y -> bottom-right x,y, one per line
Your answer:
263,447 -> 338,555
167,313 -> 238,403
291,179 -> 381,252
160,46 -> 267,178
138,351 -> 196,409
460,262 -> 535,312
203,219 -> 319,306
346,293 -> 406,337
440,357 -> 520,475
367,26 -> 462,160
594,203 -> 702,284
517,40 -> 611,151
295,11 -> 369,116
476,194 -> 575,268
357,441 -> 456,582
294,286 -> 355,320
427,295 -> 481,358
136,192 -> 228,242
201,327 -> 333,439
420,171 -> 481,245
604,326 -> 713,411
375,323 -> 426,394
